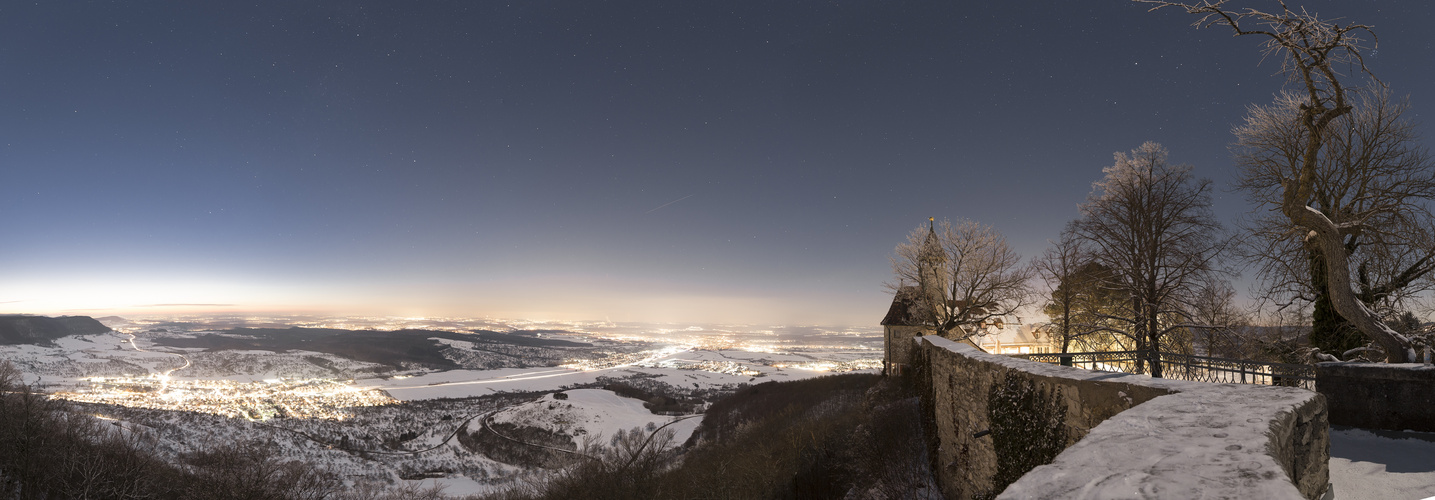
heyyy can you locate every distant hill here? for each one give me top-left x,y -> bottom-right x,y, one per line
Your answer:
0,315 -> 111,345
93,316 -> 131,328
152,327 -> 593,370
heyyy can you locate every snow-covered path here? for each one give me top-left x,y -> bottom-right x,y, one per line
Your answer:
1328,426 -> 1435,499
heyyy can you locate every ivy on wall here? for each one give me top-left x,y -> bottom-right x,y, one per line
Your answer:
986,374 -> 1069,495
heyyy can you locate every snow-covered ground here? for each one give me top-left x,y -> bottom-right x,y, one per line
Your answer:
0,331 -> 390,387
491,389 -> 702,447
0,321 -> 881,499
1328,426 -> 1435,499
360,347 -> 877,401
408,475 -> 495,498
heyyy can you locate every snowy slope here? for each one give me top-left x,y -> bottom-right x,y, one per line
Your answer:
360,367 -> 616,400
490,389 -> 700,447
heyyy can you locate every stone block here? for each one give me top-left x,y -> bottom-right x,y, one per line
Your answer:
1316,362 -> 1435,432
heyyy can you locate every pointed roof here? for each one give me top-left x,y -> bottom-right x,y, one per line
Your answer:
881,286 -> 923,326
919,217 -> 945,265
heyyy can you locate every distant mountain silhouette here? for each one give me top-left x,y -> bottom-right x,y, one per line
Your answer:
93,316 -> 130,328
0,315 -> 111,345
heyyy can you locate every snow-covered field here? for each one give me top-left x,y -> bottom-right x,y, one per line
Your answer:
490,389 -> 703,447
362,347 -> 878,401
1328,427 -> 1435,499
0,331 -> 390,387
0,333 -> 182,385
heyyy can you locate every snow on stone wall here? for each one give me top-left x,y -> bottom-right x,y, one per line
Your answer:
915,336 -> 1328,500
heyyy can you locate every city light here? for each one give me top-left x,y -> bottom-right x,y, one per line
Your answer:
50,375 -> 397,420
30,317 -> 882,423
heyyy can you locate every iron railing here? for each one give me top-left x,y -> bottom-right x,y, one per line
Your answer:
1011,351 -> 1315,390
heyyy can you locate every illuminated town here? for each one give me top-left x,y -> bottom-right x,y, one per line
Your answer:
558,342 -> 881,376
772,359 -> 883,372
17,316 -> 881,428
49,375 -> 398,420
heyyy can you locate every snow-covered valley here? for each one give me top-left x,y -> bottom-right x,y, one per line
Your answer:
0,317 -> 881,497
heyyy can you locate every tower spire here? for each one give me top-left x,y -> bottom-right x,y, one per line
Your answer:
917,217 -> 948,331
920,218 -> 943,265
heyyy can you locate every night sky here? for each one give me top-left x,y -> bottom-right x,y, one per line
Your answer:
2,1 -> 1432,326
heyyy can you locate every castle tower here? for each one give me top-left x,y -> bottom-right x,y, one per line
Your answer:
917,217 -> 947,328
882,218 -> 974,376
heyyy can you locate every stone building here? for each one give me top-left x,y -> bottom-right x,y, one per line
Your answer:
883,219 -> 984,375
880,286 -> 929,376
881,286 -> 981,375
976,319 -> 1054,355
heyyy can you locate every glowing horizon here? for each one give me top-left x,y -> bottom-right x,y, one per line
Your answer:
0,275 -> 882,328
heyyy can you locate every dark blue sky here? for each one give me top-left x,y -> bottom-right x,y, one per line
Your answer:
2,1 -> 1431,325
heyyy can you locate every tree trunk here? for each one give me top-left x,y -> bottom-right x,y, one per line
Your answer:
1060,298 -> 1073,366
1287,207 -> 1415,362
1147,307 -> 1163,378
1131,296 -> 1147,374
1308,248 -> 1367,355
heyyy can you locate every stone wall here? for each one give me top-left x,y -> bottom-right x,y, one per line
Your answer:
1317,362 -> 1435,432
916,336 -> 1329,500
884,325 -> 927,376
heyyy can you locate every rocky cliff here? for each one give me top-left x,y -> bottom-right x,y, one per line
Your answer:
0,315 -> 111,345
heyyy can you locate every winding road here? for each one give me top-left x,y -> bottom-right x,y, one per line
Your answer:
118,331 -> 192,390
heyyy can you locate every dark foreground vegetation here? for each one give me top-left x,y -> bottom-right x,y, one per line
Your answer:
0,361 -> 443,500
461,421 -> 577,469
486,373 -> 939,500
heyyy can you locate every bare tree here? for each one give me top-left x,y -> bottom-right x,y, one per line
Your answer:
180,440 -> 340,500
890,218 -> 1034,342
1185,273 -> 1252,358
1234,88 -> 1435,357
1034,231 -> 1089,357
1033,230 -> 1134,357
1141,0 -> 1420,362
1072,142 -> 1227,377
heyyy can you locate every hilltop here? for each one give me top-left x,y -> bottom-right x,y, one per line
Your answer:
0,315 -> 110,345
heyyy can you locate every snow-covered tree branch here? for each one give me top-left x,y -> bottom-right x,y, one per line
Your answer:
1141,0 -> 1419,362
889,218 -> 1034,342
